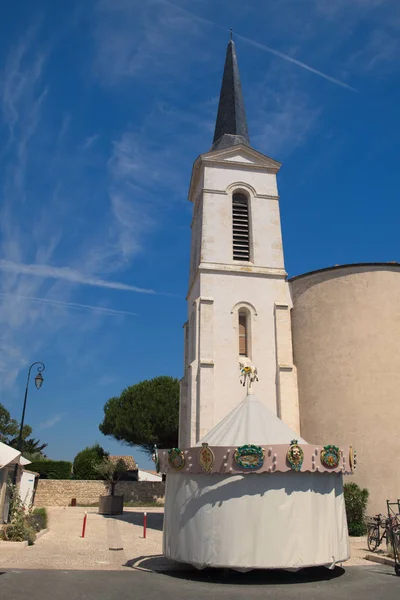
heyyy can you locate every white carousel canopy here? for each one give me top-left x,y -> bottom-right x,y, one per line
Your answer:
164,391 -> 349,570
0,441 -> 20,468
0,441 -> 31,468
198,391 -> 307,447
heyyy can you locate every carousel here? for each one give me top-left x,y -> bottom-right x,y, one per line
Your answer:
156,365 -> 356,571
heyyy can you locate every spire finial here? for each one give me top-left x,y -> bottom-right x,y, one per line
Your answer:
230,28 -> 233,41
211,37 -> 250,151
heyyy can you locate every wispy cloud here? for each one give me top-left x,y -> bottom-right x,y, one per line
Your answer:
82,134 -> 100,150
0,20 -> 170,391
346,28 -> 400,74
0,259 -> 158,294
98,374 -> 118,387
1,21 -> 46,138
39,413 -> 66,430
252,86 -> 320,158
93,0 -> 205,85
315,0 -> 387,17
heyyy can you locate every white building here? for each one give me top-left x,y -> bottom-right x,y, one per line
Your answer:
179,39 -> 300,447
138,468 -> 162,482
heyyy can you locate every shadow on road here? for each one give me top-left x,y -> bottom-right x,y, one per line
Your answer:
108,511 -> 164,532
124,554 -> 346,585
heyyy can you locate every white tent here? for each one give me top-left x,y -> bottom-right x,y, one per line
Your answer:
162,393 -> 350,570
0,441 -> 21,468
196,393 -> 307,447
0,441 -> 32,523
0,441 -> 31,468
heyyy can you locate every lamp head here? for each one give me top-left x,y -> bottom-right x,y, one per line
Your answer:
34,372 -> 44,389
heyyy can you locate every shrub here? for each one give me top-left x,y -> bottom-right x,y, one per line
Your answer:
26,508 -> 48,532
344,482 -> 369,536
1,523 -> 36,545
0,484 -> 36,545
30,460 -> 72,480
73,444 -> 108,480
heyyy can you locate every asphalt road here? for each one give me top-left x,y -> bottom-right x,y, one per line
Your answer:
1,565 -> 400,600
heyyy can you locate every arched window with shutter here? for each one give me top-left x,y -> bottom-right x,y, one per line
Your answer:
232,192 -> 250,261
238,311 -> 248,356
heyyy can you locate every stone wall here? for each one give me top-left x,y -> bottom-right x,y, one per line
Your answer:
34,479 -> 165,507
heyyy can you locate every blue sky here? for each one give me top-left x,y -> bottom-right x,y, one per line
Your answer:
1,0 -> 399,469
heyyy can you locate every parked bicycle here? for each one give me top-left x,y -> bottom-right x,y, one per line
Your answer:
367,512 -> 400,553
367,514 -> 388,552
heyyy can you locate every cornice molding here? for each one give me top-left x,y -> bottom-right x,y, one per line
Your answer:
199,262 -> 287,278
204,159 -> 279,173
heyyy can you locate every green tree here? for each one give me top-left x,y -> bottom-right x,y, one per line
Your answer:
0,403 -> 19,444
0,403 -> 46,459
99,376 -> 179,455
96,458 -> 127,496
73,444 -> 108,480
9,437 -> 48,460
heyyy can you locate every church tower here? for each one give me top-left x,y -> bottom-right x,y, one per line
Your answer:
179,39 -> 300,447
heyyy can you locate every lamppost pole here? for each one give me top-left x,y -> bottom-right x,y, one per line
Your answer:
13,362 -> 45,485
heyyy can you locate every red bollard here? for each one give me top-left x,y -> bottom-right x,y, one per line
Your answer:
81,511 -> 87,538
143,512 -> 147,539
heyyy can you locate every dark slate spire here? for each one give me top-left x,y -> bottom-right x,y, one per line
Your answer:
211,39 -> 250,151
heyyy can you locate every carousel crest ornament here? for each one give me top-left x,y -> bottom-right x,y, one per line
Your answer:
198,443 -> 215,474
287,439 -> 304,471
152,445 -> 160,473
168,447 -> 185,470
349,446 -> 357,472
239,359 -> 259,389
234,444 -> 264,469
320,445 -> 340,469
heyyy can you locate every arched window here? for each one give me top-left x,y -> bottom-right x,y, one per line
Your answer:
232,192 -> 250,261
238,311 -> 248,356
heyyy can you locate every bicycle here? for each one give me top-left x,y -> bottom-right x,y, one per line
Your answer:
367,514 -> 388,552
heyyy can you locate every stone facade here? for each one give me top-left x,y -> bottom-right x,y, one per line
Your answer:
34,479 -> 165,507
179,144 -> 300,447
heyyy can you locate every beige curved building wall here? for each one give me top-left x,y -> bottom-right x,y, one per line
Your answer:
290,264 -> 400,514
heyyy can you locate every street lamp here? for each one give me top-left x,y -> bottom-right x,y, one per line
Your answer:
13,362 -> 46,484
34,371 -> 44,390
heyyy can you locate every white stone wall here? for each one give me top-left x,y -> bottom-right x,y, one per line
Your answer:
180,146 -> 300,446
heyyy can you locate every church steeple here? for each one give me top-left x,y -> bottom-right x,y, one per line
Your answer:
212,38 -> 250,151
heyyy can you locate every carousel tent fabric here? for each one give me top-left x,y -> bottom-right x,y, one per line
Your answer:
0,441 -> 31,468
0,441 -> 21,468
197,392 -> 307,447
163,392 -> 350,570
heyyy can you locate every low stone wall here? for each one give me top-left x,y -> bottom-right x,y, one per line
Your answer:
34,480 -> 165,507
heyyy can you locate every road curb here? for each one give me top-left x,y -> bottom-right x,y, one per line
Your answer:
365,553 -> 396,567
0,540 -> 29,549
35,528 -> 49,541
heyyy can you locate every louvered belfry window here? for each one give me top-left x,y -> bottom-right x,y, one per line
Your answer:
232,193 -> 250,261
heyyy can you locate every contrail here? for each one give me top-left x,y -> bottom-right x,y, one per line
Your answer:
159,0 -> 356,91
0,292 -> 138,317
0,259 -> 156,294
235,33 -> 357,92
